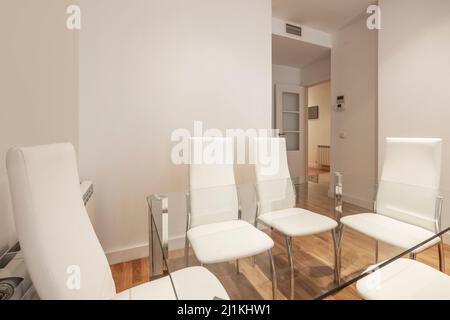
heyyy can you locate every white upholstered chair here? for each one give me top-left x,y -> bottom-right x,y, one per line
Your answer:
253,137 -> 338,299
6,143 -> 229,300
356,259 -> 450,300
340,138 -> 445,278
185,137 -> 277,299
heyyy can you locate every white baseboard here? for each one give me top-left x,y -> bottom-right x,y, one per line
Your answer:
327,189 -> 373,210
342,194 -> 373,210
106,234 -> 186,265
106,243 -> 149,265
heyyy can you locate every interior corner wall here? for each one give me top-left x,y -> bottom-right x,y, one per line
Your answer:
378,0 -> 450,241
331,16 -> 378,208
0,0 -> 79,254
79,0 -> 272,263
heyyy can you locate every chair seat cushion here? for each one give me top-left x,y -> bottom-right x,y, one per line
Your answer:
187,220 -> 274,264
114,266 -> 229,300
357,259 -> 450,300
341,213 -> 440,252
258,208 -> 338,237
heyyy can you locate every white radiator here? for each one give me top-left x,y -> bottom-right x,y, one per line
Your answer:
80,181 -> 95,225
317,145 -> 330,167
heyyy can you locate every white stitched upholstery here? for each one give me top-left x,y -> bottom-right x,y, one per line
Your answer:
254,137 -> 295,213
258,208 -> 337,237
189,137 -> 238,228
7,143 -> 228,300
188,137 -> 274,264
253,137 -> 337,236
7,144 -> 116,299
341,213 -> 440,252
342,138 -> 442,253
114,266 -> 229,300
357,259 -> 450,300
187,220 -> 274,264
377,138 -> 442,232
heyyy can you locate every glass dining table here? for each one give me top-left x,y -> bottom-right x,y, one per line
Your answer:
146,172 -> 450,300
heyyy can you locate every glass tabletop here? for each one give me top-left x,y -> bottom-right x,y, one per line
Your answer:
146,172 -> 450,300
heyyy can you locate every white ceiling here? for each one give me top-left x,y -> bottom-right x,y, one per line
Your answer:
272,34 -> 330,69
272,0 -> 376,33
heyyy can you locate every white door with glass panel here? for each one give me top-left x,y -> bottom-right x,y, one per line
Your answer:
275,84 -> 307,180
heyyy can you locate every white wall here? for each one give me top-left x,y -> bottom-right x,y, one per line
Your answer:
272,64 -> 302,87
302,55 -> 331,87
79,0 -> 272,262
0,0 -> 79,254
331,16 -> 378,207
308,81 -> 331,167
378,0 -> 450,239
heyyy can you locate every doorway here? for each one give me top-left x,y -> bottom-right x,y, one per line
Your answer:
274,84 -> 307,180
271,33 -> 331,184
306,81 -> 331,186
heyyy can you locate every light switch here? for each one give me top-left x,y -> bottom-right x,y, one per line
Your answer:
339,132 -> 346,139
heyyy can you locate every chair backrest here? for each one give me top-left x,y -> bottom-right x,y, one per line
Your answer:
377,138 -> 442,232
6,143 -> 116,299
189,137 -> 239,228
253,137 -> 295,214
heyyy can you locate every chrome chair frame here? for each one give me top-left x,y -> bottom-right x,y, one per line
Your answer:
254,178 -> 340,299
148,194 -> 170,278
335,173 -> 446,285
333,173 -> 344,284
374,192 -> 445,272
184,190 -> 278,300
407,196 -> 445,273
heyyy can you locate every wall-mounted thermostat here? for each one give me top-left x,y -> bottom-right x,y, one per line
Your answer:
335,95 -> 345,111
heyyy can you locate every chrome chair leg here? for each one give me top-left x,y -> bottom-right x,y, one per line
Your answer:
438,240 -> 446,273
252,219 -> 258,268
268,249 -> 277,300
236,259 -> 240,274
375,240 -> 379,263
410,252 -> 417,260
285,236 -> 294,300
185,237 -> 189,267
252,221 -> 258,267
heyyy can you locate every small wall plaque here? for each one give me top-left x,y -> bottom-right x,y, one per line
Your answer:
308,106 -> 319,120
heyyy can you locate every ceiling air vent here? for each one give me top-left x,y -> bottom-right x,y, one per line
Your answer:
286,24 -> 302,37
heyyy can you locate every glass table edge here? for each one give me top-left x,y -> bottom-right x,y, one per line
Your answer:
314,226 -> 450,300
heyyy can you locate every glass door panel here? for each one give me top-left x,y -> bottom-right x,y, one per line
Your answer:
282,92 -> 300,112
283,112 -> 300,132
275,84 -> 306,179
285,132 -> 300,151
